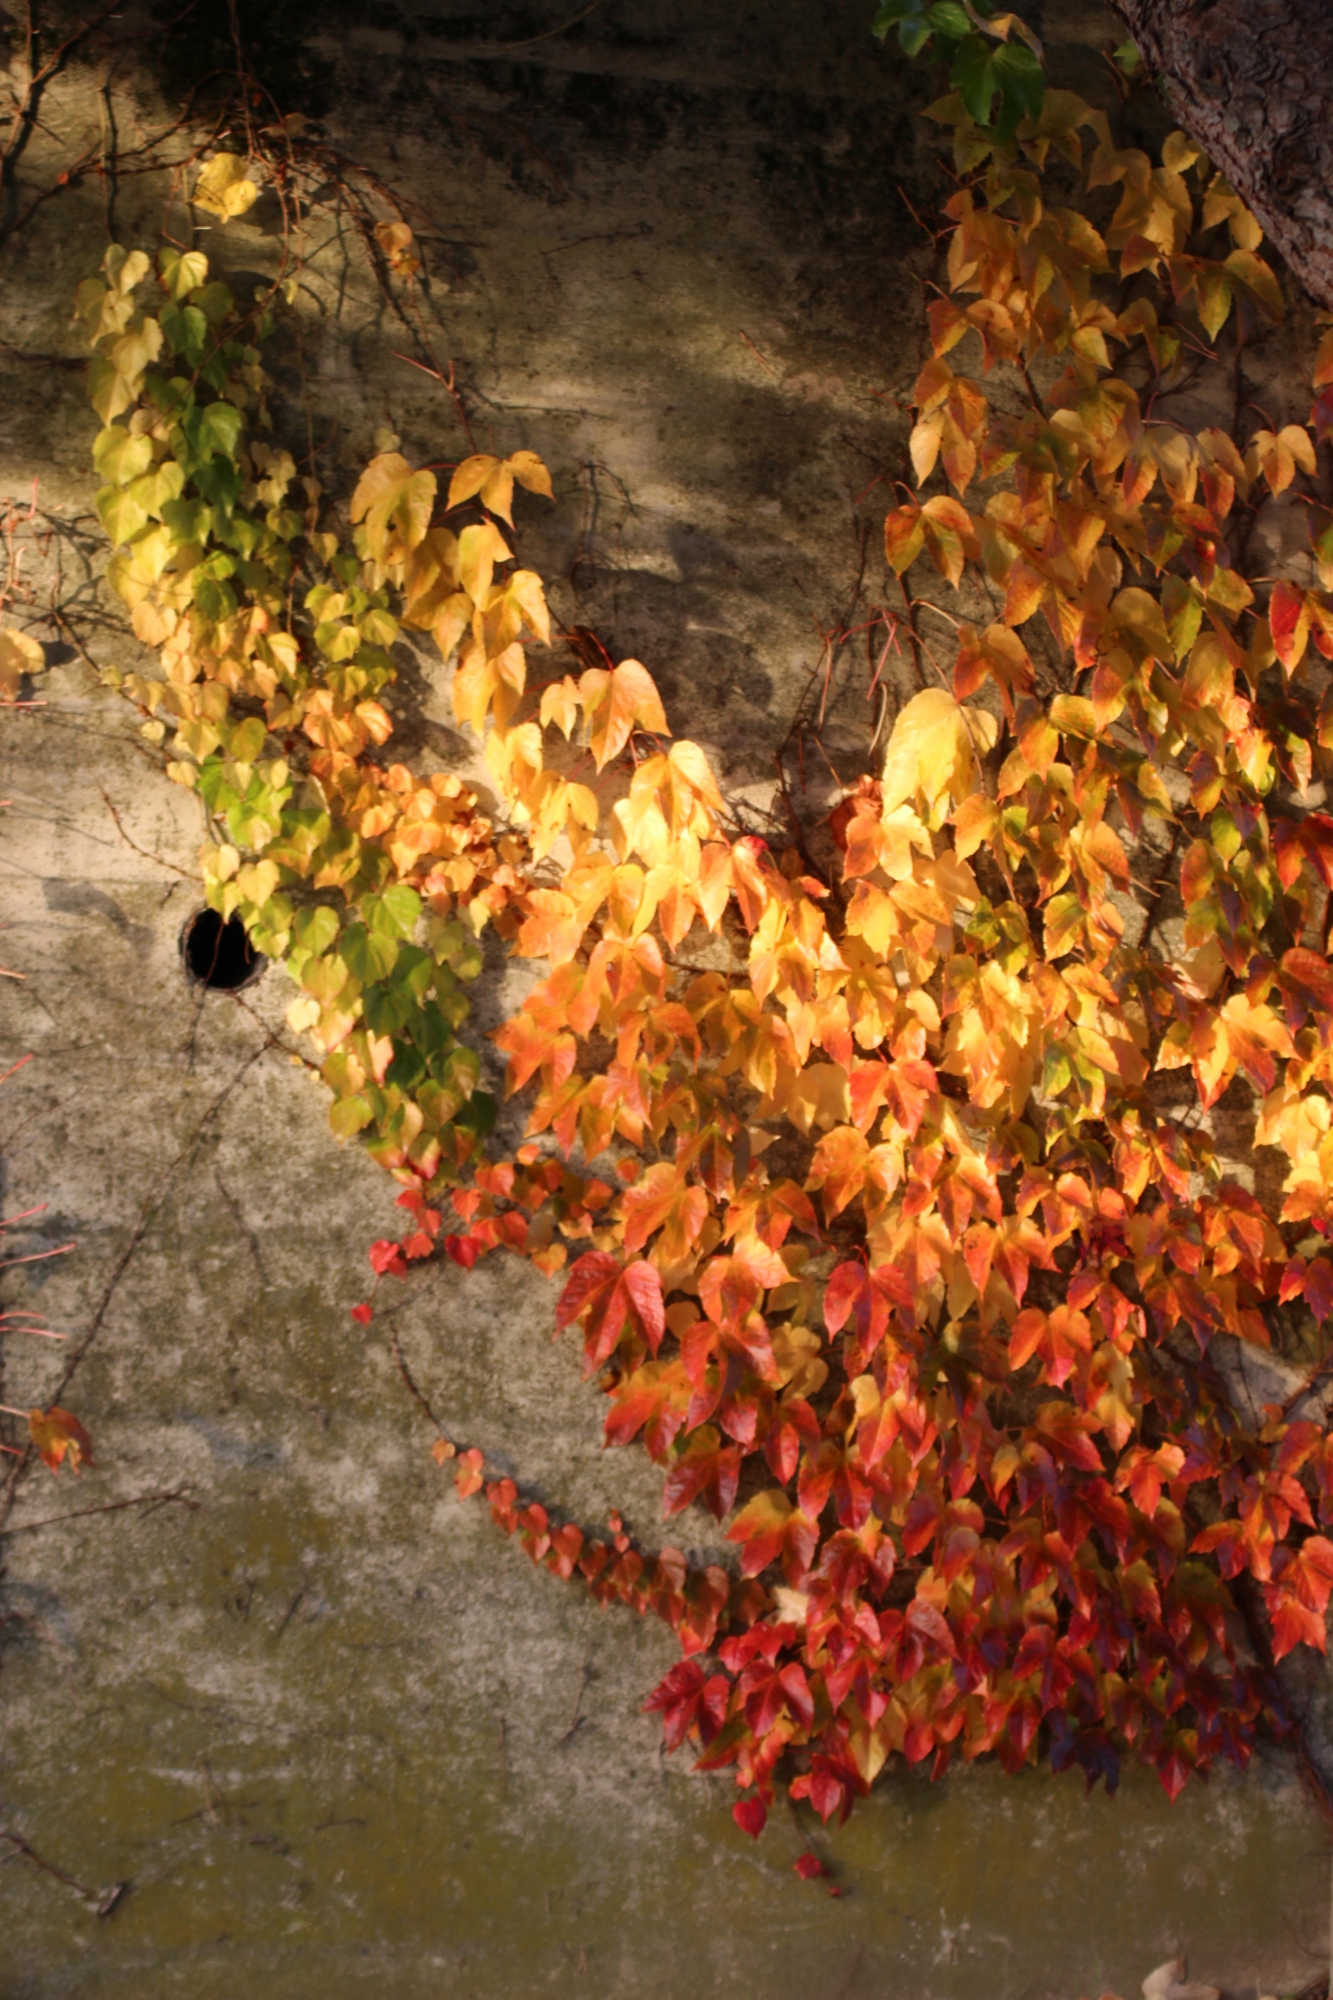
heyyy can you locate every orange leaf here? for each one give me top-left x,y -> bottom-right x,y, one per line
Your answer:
28,1405 -> 94,1475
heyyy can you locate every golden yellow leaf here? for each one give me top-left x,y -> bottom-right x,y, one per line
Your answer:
350,452 -> 438,562
193,153 -> 261,222
880,688 -> 996,821
0,626 -> 44,700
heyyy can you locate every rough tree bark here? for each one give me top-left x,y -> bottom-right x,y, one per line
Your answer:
1106,0 -> 1333,309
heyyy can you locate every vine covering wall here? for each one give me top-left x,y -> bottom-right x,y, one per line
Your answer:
66,30 -> 1333,1860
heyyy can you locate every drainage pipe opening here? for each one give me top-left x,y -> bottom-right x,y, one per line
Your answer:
182,908 -> 265,991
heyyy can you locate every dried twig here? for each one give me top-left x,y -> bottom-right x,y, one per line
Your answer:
0,1488 -> 198,1540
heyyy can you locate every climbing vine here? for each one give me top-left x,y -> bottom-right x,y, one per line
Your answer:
75,35 -> 1333,1853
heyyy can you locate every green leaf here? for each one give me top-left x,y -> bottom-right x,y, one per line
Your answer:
364,984 -> 416,1036
926,1 -> 971,34
951,35 -> 1000,124
392,944 -> 435,999
293,905 -> 340,956
315,620 -> 362,663
992,38 -> 1044,133
365,884 -> 422,939
215,509 -> 261,559
873,0 -> 932,44
161,496 -> 212,545
193,401 -> 243,462
193,574 -> 237,622
195,280 -> 234,326
342,922 -> 400,983
161,301 -> 207,361
453,1085 -> 495,1135
1162,575 -> 1204,660
195,455 -> 243,514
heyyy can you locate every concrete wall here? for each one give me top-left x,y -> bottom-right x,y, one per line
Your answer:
1,5 -> 1330,1995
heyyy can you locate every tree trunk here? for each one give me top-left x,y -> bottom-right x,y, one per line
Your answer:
1106,0 -> 1333,309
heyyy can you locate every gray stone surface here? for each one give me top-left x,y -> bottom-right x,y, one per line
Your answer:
1,4 -> 1331,1995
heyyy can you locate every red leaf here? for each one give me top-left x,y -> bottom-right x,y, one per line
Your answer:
556,1251 -> 664,1372
793,1853 -> 828,1881
350,1303 -> 373,1326
368,1238 -> 407,1277
1269,1592 -> 1326,1660
662,1427 -> 742,1519
764,1398 -> 821,1485
1308,1257 -> 1333,1324
397,1189 -> 442,1234
1156,1742 -> 1192,1803
1270,579 -> 1309,670
444,1233 -> 483,1269
732,1794 -> 768,1838
794,1756 -> 852,1824
621,1259 -> 666,1352
823,1260 -> 874,1337
556,1250 -> 622,1329
455,1447 -> 485,1499
644,1659 -> 731,1750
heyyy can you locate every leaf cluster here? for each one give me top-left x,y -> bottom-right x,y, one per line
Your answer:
82,81 -> 1333,1844
873,0 -> 1045,138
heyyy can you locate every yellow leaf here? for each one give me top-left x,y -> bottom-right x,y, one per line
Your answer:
769,1323 -> 828,1398
481,464 -> 516,524
772,1063 -> 851,1135
431,593 -> 472,661
350,452 -> 438,562
506,568 -> 550,643
508,449 -> 554,500
194,153 -> 261,222
0,626 -> 44,700
457,520 -> 512,605
583,659 -> 669,771
1161,130 -> 1200,174
540,674 -> 580,738
448,453 -> 501,510
880,689 -> 996,820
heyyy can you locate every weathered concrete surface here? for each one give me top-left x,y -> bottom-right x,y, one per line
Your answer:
1,4 -> 1331,1995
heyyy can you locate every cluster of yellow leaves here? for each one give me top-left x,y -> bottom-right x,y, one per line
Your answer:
81,244 -> 541,1183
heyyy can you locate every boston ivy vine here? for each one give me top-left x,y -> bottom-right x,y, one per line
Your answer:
79,49 -> 1333,1851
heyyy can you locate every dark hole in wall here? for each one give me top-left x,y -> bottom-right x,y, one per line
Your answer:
182,908 -> 266,990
